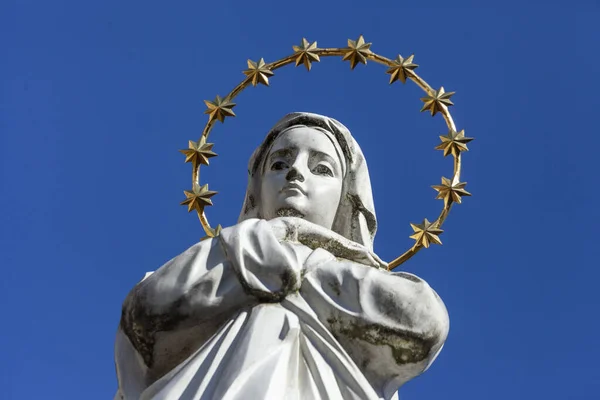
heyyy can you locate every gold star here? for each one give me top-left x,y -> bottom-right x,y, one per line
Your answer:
292,38 -> 320,71
179,137 -> 217,170
435,129 -> 474,157
204,95 -> 236,123
342,35 -> 372,70
180,183 -> 217,213
386,54 -> 418,84
201,224 -> 223,241
243,58 -> 274,87
432,177 -> 472,207
409,219 -> 443,248
420,87 -> 455,116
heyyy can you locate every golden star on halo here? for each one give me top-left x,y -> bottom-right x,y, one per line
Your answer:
386,54 -> 418,84
180,183 -> 217,213
292,38 -> 321,71
409,218 -> 443,248
243,58 -> 274,87
420,87 -> 455,116
432,177 -> 472,207
342,35 -> 372,70
435,129 -> 474,157
204,95 -> 236,123
179,137 -> 217,170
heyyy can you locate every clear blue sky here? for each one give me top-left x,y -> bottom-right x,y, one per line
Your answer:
1,1 -> 598,399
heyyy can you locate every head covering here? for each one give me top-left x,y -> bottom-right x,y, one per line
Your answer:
238,112 -> 378,250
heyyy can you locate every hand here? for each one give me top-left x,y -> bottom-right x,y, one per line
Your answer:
267,217 -> 387,269
266,217 -> 299,242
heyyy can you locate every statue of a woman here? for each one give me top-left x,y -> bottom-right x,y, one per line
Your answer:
114,112 -> 449,400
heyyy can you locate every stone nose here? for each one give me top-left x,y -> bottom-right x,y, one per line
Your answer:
285,166 -> 305,182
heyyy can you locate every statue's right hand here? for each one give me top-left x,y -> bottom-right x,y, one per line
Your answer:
266,217 -> 301,243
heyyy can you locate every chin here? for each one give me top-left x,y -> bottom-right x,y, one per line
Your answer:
277,196 -> 308,214
275,195 -> 308,217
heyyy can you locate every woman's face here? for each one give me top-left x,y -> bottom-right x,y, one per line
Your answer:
260,126 -> 344,230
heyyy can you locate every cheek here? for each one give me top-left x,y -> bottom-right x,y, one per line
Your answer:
310,178 -> 343,202
261,173 -> 284,198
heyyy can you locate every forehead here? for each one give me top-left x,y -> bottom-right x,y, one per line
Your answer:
268,126 -> 337,156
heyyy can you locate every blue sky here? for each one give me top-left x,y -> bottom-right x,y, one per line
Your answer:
1,1 -> 598,399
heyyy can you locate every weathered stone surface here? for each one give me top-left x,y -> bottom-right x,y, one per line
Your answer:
114,113 -> 449,400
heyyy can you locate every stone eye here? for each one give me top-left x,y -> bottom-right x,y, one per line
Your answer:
314,164 -> 333,176
271,161 -> 287,171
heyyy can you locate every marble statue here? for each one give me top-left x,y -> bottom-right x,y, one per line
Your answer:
114,112 -> 449,400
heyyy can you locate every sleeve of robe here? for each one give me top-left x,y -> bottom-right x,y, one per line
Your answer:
115,219 -> 310,399
299,249 -> 450,399
115,218 -> 449,399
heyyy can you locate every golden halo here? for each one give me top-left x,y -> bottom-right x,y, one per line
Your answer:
179,36 -> 473,270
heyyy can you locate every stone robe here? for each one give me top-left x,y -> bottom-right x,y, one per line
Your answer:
114,219 -> 449,400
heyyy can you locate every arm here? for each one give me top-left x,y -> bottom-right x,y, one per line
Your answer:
269,216 -> 386,268
117,218 -> 310,387
118,235 -> 253,387
301,258 -> 449,398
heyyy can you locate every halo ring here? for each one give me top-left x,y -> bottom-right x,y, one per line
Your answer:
180,36 -> 472,270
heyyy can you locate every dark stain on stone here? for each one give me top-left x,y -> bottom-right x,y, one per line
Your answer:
346,193 -> 377,242
121,285 -> 186,368
230,260 -> 299,304
326,317 -> 436,365
328,280 -> 342,296
360,357 -> 369,370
